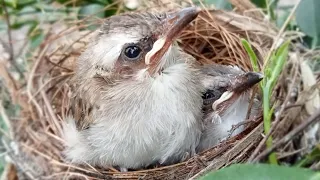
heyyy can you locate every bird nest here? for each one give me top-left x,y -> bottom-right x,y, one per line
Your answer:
2,1 -> 318,180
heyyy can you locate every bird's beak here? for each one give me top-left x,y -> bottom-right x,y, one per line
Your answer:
212,72 -> 263,111
145,7 -> 200,74
231,72 -> 264,93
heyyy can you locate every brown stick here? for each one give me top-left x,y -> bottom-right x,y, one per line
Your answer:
252,108 -> 320,162
190,123 -> 263,179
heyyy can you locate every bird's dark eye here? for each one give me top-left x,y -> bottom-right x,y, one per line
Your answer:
155,13 -> 166,20
202,90 -> 216,106
203,91 -> 215,100
124,45 -> 142,60
202,90 -> 223,106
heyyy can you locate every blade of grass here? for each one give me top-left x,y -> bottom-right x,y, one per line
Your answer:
241,39 -> 263,89
263,41 -> 289,164
262,83 -> 277,164
242,39 -> 290,164
241,39 -> 260,72
268,41 -> 290,90
295,145 -> 320,167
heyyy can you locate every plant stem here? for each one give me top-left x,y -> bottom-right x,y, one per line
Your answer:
263,80 -> 278,164
312,37 -> 318,49
1,0 -> 24,78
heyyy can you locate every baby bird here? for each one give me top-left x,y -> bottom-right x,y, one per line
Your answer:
63,7 -> 204,170
197,64 -> 263,152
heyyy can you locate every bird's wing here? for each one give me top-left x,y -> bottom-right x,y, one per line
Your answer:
67,74 -> 111,130
68,95 -> 95,130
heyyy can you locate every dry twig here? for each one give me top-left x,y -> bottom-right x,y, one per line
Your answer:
252,108 -> 320,162
0,0 -> 24,77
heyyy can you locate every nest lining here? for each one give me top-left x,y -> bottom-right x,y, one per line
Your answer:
1,2 -> 315,180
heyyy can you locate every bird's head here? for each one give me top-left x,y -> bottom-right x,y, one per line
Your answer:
201,65 -> 263,114
77,7 -> 200,82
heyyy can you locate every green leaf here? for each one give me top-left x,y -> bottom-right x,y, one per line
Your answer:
241,39 -> 259,72
30,30 -> 45,50
4,0 -> 37,9
251,0 -> 278,21
56,0 -> 87,6
4,0 -> 18,8
78,4 -> 105,19
10,19 -> 38,29
78,4 -> 105,30
199,164 -> 318,180
260,41 -> 289,165
296,145 -> 320,167
0,157 -> 6,179
0,115 -> 8,131
16,0 -> 37,8
251,0 -> 266,8
104,7 -> 117,17
87,0 -> 111,5
296,0 -> 320,47
27,21 -> 40,35
269,41 -> 289,90
276,9 -> 290,28
195,0 -> 232,10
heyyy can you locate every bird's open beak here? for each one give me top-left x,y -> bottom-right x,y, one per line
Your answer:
212,72 -> 263,111
145,7 -> 200,74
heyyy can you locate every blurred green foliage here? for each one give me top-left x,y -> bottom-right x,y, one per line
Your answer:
0,0 -> 123,54
199,164 -> 319,180
1,0 -> 320,49
296,145 -> 320,168
296,0 -> 320,48
201,0 -> 320,48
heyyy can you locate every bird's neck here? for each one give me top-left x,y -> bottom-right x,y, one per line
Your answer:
105,63 -> 203,101
74,62 -> 204,114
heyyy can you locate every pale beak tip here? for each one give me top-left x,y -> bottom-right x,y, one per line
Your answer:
195,6 -> 202,13
176,6 -> 201,21
186,6 -> 201,13
250,72 -> 264,80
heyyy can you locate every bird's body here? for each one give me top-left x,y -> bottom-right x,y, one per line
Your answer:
63,8 -> 204,169
64,48 -> 203,169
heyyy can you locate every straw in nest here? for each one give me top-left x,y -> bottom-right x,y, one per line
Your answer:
1,0 -> 318,179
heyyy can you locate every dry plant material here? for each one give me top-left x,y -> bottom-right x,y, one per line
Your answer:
253,109 -> 320,162
1,1 -> 315,179
228,0 -> 265,19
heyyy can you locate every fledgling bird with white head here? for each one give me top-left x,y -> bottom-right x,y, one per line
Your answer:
63,7 -> 204,169
197,64 -> 263,152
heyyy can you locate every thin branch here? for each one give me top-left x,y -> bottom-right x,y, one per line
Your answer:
252,108 -> 320,162
1,0 -> 14,61
190,123 -> 264,179
0,0 -> 24,77
27,44 -> 49,117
